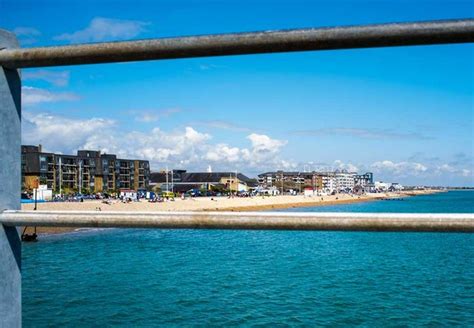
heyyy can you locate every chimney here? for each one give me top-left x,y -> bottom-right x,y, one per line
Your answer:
38,144 -> 42,152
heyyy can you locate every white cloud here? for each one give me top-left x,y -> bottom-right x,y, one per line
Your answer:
369,159 -> 473,185
54,17 -> 150,43
13,27 -> 41,37
19,111 -> 474,184
22,86 -> 80,105
205,144 -> 243,163
371,160 -> 428,177
277,159 -> 298,171
13,27 -> 40,45
243,134 -> 292,169
22,112 -> 115,153
435,164 -> 473,178
292,127 -> 432,140
247,133 -> 287,156
83,126 -> 212,165
23,70 -> 70,87
208,134 -> 293,170
133,108 -> 181,123
21,112 -> 291,173
204,134 -> 290,168
462,169 -> 472,177
193,120 -> 251,132
333,160 -> 359,172
301,160 -> 360,173
136,113 -> 159,123
437,164 -> 457,173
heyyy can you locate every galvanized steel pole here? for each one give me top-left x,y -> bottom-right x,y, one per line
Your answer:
1,211 -> 473,233
1,19 -> 473,68
0,30 -> 21,328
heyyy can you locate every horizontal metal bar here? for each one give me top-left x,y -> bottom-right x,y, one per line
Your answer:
1,211 -> 473,232
1,19 -> 473,68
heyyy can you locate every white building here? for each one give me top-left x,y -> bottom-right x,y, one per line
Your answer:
355,172 -> 373,187
236,182 -> 248,192
33,184 -> 52,201
257,174 -> 276,187
335,170 -> 356,192
259,187 -> 280,196
320,173 -> 336,194
374,181 -> 391,191
388,183 -> 404,192
354,172 -> 374,193
304,187 -> 316,197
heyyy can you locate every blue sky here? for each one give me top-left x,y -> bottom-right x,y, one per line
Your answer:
2,0 -> 473,186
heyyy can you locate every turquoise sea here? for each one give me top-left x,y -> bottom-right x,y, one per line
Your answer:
23,191 -> 474,326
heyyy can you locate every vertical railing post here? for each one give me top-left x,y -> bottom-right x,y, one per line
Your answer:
0,30 -> 21,327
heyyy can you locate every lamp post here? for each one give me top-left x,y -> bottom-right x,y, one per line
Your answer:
171,169 -> 174,194
280,172 -> 284,195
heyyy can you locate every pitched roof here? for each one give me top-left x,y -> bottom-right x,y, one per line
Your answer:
181,172 -> 251,183
150,171 -> 252,184
150,172 -> 167,183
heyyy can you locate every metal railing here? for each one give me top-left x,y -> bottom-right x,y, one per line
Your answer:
1,19 -> 473,68
1,19 -> 473,327
1,211 -> 474,233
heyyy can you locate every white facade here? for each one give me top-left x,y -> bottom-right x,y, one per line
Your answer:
237,183 -> 248,192
304,188 -> 315,197
33,184 -> 52,201
375,181 -> 391,191
258,175 -> 275,187
321,174 -> 336,193
120,190 -> 137,200
389,183 -> 404,191
335,170 -> 356,192
260,187 -> 280,196
354,172 -> 373,187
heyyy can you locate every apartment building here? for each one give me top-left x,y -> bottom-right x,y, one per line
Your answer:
257,171 -> 323,190
257,170 -> 374,194
319,172 -> 336,193
257,171 -> 302,187
334,169 -> 357,192
22,145 -> 150,193
354,172 -> 374,189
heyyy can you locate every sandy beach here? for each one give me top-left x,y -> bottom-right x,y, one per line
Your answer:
21,190 -> 440,235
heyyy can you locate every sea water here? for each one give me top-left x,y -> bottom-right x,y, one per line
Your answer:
22,191 -> 474,326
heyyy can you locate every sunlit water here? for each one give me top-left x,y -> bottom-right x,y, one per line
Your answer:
23,191 -> 474,326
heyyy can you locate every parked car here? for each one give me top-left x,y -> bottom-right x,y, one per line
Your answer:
161,191 -> 175,199
186,189 -> 202,197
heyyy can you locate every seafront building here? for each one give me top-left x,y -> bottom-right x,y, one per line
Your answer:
320,172 -> 336,193
355,172 -> 374,187
21,145 -> 150,193
257,171 -> 323,190
258,170 -> 374,193
150,170 -> 254,193
354,172 -> 374,191
335,170 -> 357,191
374,181 -> 403,192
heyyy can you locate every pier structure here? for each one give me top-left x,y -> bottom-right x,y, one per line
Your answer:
1,19 -> 474,326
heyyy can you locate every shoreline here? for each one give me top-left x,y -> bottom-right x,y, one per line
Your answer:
209,195 -> 383,212
20,190 -> 442,236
